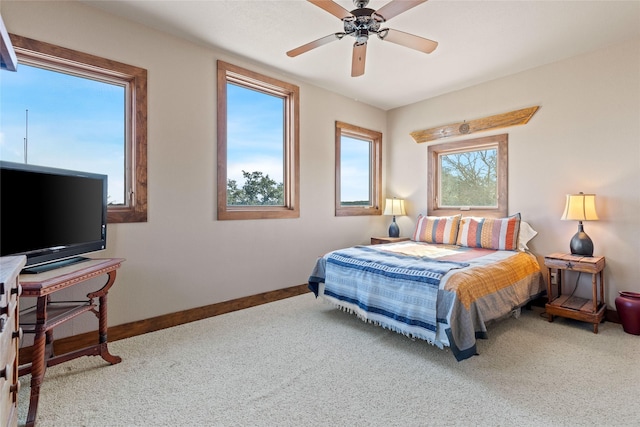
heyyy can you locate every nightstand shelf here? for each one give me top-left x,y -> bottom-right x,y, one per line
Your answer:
371,237 -> 410,245
544,253 -> 606,333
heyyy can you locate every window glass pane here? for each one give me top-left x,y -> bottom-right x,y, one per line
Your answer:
334,121 -> 381,217
439,147 -> 498,207
340,135 -> 371,206
0,64 -> 126,205
226,82 -> 284,206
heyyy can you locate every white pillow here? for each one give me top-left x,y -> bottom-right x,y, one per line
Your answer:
517,221 -> 538,251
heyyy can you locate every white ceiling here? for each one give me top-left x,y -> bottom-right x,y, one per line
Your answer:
84,0 -> 640,111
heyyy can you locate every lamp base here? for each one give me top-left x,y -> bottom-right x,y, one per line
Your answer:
388,217 -> 399,238
569,223 -> 594,256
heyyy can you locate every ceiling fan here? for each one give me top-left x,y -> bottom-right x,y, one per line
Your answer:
286,0 -> 438,77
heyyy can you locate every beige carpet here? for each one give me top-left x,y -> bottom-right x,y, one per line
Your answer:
17,293 -> 640,426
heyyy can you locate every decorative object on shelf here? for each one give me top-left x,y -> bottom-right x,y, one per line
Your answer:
383,198 -> 406,237
560,192 -> 598,256
615,291 -> 640,335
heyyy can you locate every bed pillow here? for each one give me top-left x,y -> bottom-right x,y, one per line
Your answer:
412,214 -> 461,244
456,213 -> 521,251
517,221 -> 538,251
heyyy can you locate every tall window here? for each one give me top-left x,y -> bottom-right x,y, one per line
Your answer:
335,121 -> 382,217
428,134 -> 508,217
0,35 -> 148,223
217,61 -> 299,220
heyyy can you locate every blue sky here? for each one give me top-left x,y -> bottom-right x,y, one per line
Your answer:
0,64 -> 125,204
340,135 -> 371,203
226,83 -> 284,185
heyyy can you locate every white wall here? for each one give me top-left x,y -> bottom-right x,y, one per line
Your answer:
2,1 -> 388,335
387,38 -> 640,306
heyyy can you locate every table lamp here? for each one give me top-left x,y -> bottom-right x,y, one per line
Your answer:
561,192 -> 598,256
383,198 -> 406,237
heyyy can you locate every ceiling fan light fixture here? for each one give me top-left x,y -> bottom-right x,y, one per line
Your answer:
377,28 -> 390,40
355,29 -> 369,45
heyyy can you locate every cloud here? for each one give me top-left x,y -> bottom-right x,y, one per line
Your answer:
227,156 -> 283,184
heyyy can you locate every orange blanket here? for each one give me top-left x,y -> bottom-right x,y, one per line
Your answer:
443,251 -> 541,310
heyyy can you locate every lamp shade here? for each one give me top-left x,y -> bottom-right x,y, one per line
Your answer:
383,198 -> 406,216
561,193 -> 598,221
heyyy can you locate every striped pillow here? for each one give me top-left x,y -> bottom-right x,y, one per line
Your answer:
456,213 -> 521,251
412,214 -> 461,244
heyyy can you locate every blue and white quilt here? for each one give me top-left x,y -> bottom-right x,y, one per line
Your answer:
308,245 -> 469,346
308,241 -> 545,361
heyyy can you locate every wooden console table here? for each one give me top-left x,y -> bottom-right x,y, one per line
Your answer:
18,258 -> 124,427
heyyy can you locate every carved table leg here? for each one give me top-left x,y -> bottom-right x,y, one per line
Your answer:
90,271 -> 122,365
25,297 -> 49,427
98,293 -> 121,364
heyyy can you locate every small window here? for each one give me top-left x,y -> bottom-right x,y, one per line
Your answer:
335,121 -> 382,217
217,61 -> 299,220
428,134 -> 508,217
1,34 -> 148,223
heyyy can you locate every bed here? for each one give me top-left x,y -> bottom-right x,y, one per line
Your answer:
307,214 -> 545,361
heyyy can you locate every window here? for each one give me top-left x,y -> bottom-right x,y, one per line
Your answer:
428,134 -> 508,217
217,61 -> 299,220
335,121 -> 382,217
1,34 -> 148,223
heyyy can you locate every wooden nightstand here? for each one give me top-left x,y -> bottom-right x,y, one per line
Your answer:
544,253 -> 606,333
371,237 -> 410,245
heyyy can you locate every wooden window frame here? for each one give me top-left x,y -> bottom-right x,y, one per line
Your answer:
217,60 -> 300,220
9,34 -> 148,223
335,121 -> 382,217
428,133 -> 508,218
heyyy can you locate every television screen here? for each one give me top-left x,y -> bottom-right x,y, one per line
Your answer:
0,161 -> 107,270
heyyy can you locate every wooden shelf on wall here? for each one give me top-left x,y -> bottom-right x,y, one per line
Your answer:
410,106 -> 539,143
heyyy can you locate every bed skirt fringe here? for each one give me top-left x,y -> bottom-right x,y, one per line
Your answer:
322,297 -> 444,350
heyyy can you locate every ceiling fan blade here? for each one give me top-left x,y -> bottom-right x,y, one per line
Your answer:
287,33 -> 342,57
375,0 -> 428,21
351,43 -> 367,77
381,28 -> 438,54
308,0 -> 353,20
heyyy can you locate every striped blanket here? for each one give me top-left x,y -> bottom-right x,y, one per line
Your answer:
308,241 -> 544,361
315,245 -> 469,344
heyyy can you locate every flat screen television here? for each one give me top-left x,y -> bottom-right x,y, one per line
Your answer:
0,161 -> 108,272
